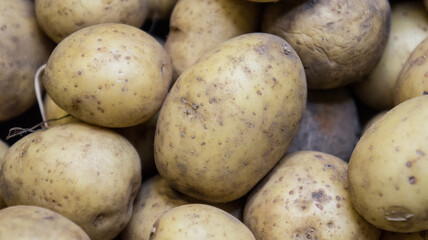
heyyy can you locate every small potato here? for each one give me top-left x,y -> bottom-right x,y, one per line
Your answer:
353,1 -> 428,110
394,37 -> 428,105
262,0 -> 391,89
244,151 -> 381,240
35,0 -> 149,43
120,175 -> 244,240
348,95 -> 428,232
0,0 -> 53,122
0,205 -> 90,240
155,33 -> 306,203
43,23 -> 172,128
0,122 -> 142,240
381,230 -> 428,240
287,88 -> 361,162
150,204 -> 255,240
165,0 -> 261,79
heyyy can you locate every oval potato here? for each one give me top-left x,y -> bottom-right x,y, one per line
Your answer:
155,33 -> 306,203
348,95 -> 428,232
244,151 -> 380,240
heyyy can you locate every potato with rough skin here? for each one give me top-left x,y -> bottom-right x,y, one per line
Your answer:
0,122 -> 142,240
348,95 -> 428,232
244,151 -> 380,240
43,23 -> 172,128
353,1 -> 428,110
35,0 -> 149,43
394,37 -> 428,106
165,0 -> 261,79
150,204 -> 255,240
262,0 -> 390,89
287,88 -> 361,162
0,205 -> 90,240
0,0 -> 53,122
120,175 -> 244,240
155,33 -> 306,203
381,231 -> 428,240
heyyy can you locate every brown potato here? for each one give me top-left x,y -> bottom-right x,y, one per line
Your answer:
0,0 -> 53,122
262,0 -> 391,89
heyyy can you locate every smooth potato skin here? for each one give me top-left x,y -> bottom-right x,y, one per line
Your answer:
0,123 -> 142,240
262,0 -> 390,89
35,0 -> 149,43
149,204 -> 255,240
353,1 -> 428,110
155,33 -> 306,203
0,0 -> 53,122
165,0 -> 261,79
348,95 -> 428,232
394,37 -> 428,105
244,151 -> 380,240
43,23 -> 172,128
0,205 -> 90,240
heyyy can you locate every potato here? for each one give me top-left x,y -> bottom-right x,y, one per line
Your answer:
244,151 -> 380,240
0,122 -> 142,240
0,205 -> 90,239
35,0 -> 149,43
165,0 -> 261,79
262,0 -> 390,89
149,204 -> 255,240
381,231 -> 428,240
0,0 -> 53,122
147,0 -> 178,20
394,37 -> 428,105
348,95 -> 428,232
353,1 -> 428,110
286,88 -> 361,162
155,33 -> 306,203
120,175 -> 244,240
43,23 -> 172,128
44,94 -> 78,126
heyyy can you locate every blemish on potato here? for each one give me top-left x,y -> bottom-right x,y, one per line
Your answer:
409,176 -> 416,184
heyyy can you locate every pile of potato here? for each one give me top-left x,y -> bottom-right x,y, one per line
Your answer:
1,0 -> 428,239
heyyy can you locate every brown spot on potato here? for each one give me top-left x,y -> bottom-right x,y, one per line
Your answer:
406,161 -> 412,167
409,176 -> 416,184
94,214 -> 104,226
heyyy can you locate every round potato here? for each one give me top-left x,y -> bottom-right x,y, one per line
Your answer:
244,151 -> 381,240
150,204 -> 255,240
165,0 -> 261,79
394,37 -> 428,105
0,0 -> 53,122
147,0 -> 178,20
43,23 -> 172,128
35,0 -> 149,43
353,1 -> 428,110
262,0 -> 390,89
287,88 -> 361,162
0,205 -> 90,240
381,231 -> 428,240
155,33 -> 306,203
0,122 -> 142,240
120,175 -> 244,240
348,95 -> 428,232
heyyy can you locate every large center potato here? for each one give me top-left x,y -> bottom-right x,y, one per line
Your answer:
154,33 -> 307,203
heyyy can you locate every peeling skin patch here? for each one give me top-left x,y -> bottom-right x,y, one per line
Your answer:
384,206 -> 414,222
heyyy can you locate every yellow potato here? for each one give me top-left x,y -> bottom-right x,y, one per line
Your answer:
0,122 -> 142,240
0,205 -> 90,240
43,23 -> 172,128
35,0 -> 149,43
44,94 -> 78,126
353,1 -> 428,110
0,0 -> 53,122
120,175 -> 244,240
244,151 -> 381,240
348,95 -> 428,232
262,0 -> 391,89
155,33 -> 306,203
394,37 -> 428,105
165,0 -> 261,79
150,204 -> 255,240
